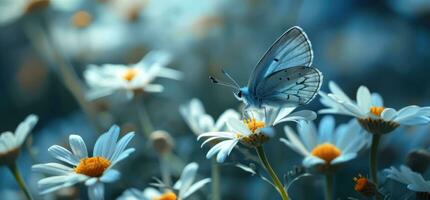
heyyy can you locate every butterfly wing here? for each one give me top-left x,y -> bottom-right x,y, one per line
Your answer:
255,66 -> 322,107
248,26 -> 313,94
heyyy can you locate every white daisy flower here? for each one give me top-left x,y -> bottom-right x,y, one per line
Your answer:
84,51 -> 182,100
385,165 -> 430,193
0,114 -> 38,166
281,116 -> 368,170
32,125 -> 135,200
198,106 -> 316,163
179,98 -> 240,135
118,162 -> 211,200
319,81 -> 430,134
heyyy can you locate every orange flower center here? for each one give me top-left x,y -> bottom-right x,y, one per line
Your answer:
369,106 -> 384,116
354,176 -> 368,192
311,143 -> 341,163
75,157 -> 110,177
122,68 -> 139,81
154,192 -> 177,200
72,10 -> 92,28
243,118 -> 265,133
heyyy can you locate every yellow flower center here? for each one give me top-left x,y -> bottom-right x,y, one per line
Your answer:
243,118 -> 265,133
122,68 -> 139,81
311,143 -> 341,163
154,192 -> 177,200
369,106 -> 384,116
72,10 -> 92,28
74,157 -> 110,177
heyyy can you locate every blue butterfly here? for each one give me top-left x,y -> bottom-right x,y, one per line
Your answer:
210,26 -> 323,109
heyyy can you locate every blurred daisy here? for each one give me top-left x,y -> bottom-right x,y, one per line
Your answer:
84,51 -> 182,100
0,115 -> 38,200
118,162 -> 210,200
0,0 -> 49,25
319,81 -> 430,135
0,114 -> 38,165
32,125 -> 135,200
281,116 -> 368,170
385,165 -> 430,194
179,98 -> 240,135
0,0 -> 83,25
198,106 -> 316,163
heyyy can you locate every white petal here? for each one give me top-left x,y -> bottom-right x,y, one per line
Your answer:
302,156 -> 325,168
215,109 -> 240,131
88,182 -> 105,200
142,187 -> 162,199
297,120 -> 318,150
181,178 -> 211,199
371,93 -> 384,106
174,162 -> 198,195
226,118 -> 252,136
100,169 -> 121,183
14,114 -> 38,145
381,108 -> 397,121
32,163 -> 74,175
328,81 -> 352,103
216,139 -> 238,163
48,145 -> 80,166
0,132 -> 17,151
394,105 -> 421,123
318,116 -> 335,144
356,86 -> 372,112
274,110 -> 316,125
94,125 -> 119,158
69,135 -> 88,159
110,132 -> 135,165
281,126 -> 310,156
331,153 -> 357,165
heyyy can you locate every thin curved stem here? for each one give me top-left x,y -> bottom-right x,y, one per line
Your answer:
211,158 -> 221,200
255,146 -> 289,200
324,173 -> 333,200
8,163 -> 33,200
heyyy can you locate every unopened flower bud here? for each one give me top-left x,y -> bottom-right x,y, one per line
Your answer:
406,149 -> 430,174
150,130 -> 174,155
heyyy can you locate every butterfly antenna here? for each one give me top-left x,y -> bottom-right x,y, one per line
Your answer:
221,69 -> 240,88
209,76 -> 238,89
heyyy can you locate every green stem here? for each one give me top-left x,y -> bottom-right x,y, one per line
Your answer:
133,94 -> 154,137
255,146 -> 289,200
22,19 -> 102,133
324,173 -> 333,200
160,154 -> 172,188
370,134 -> 381,185
370,134 -> 381,200
211,158 -> 221,200
8,163 -> 33,200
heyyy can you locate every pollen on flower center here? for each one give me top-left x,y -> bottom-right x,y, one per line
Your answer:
369,106 -> 384,116
75,157 -> 110,177
311,143 -> 341,163
154,191 -> 177,200
243,118 -> 265,133
122,68 -> 139,81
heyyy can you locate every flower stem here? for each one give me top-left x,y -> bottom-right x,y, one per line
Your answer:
211,157 -> 221,200
370,134 -> 381,185
324,173 -> 333,200
133,94 -> 154,137
8,163 -> 33,200
370,134 -> 382,200
160,154 -> 172,188
255,146 -> 289,200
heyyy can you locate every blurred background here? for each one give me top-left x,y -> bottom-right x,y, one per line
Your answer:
1,0 -> 430,199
